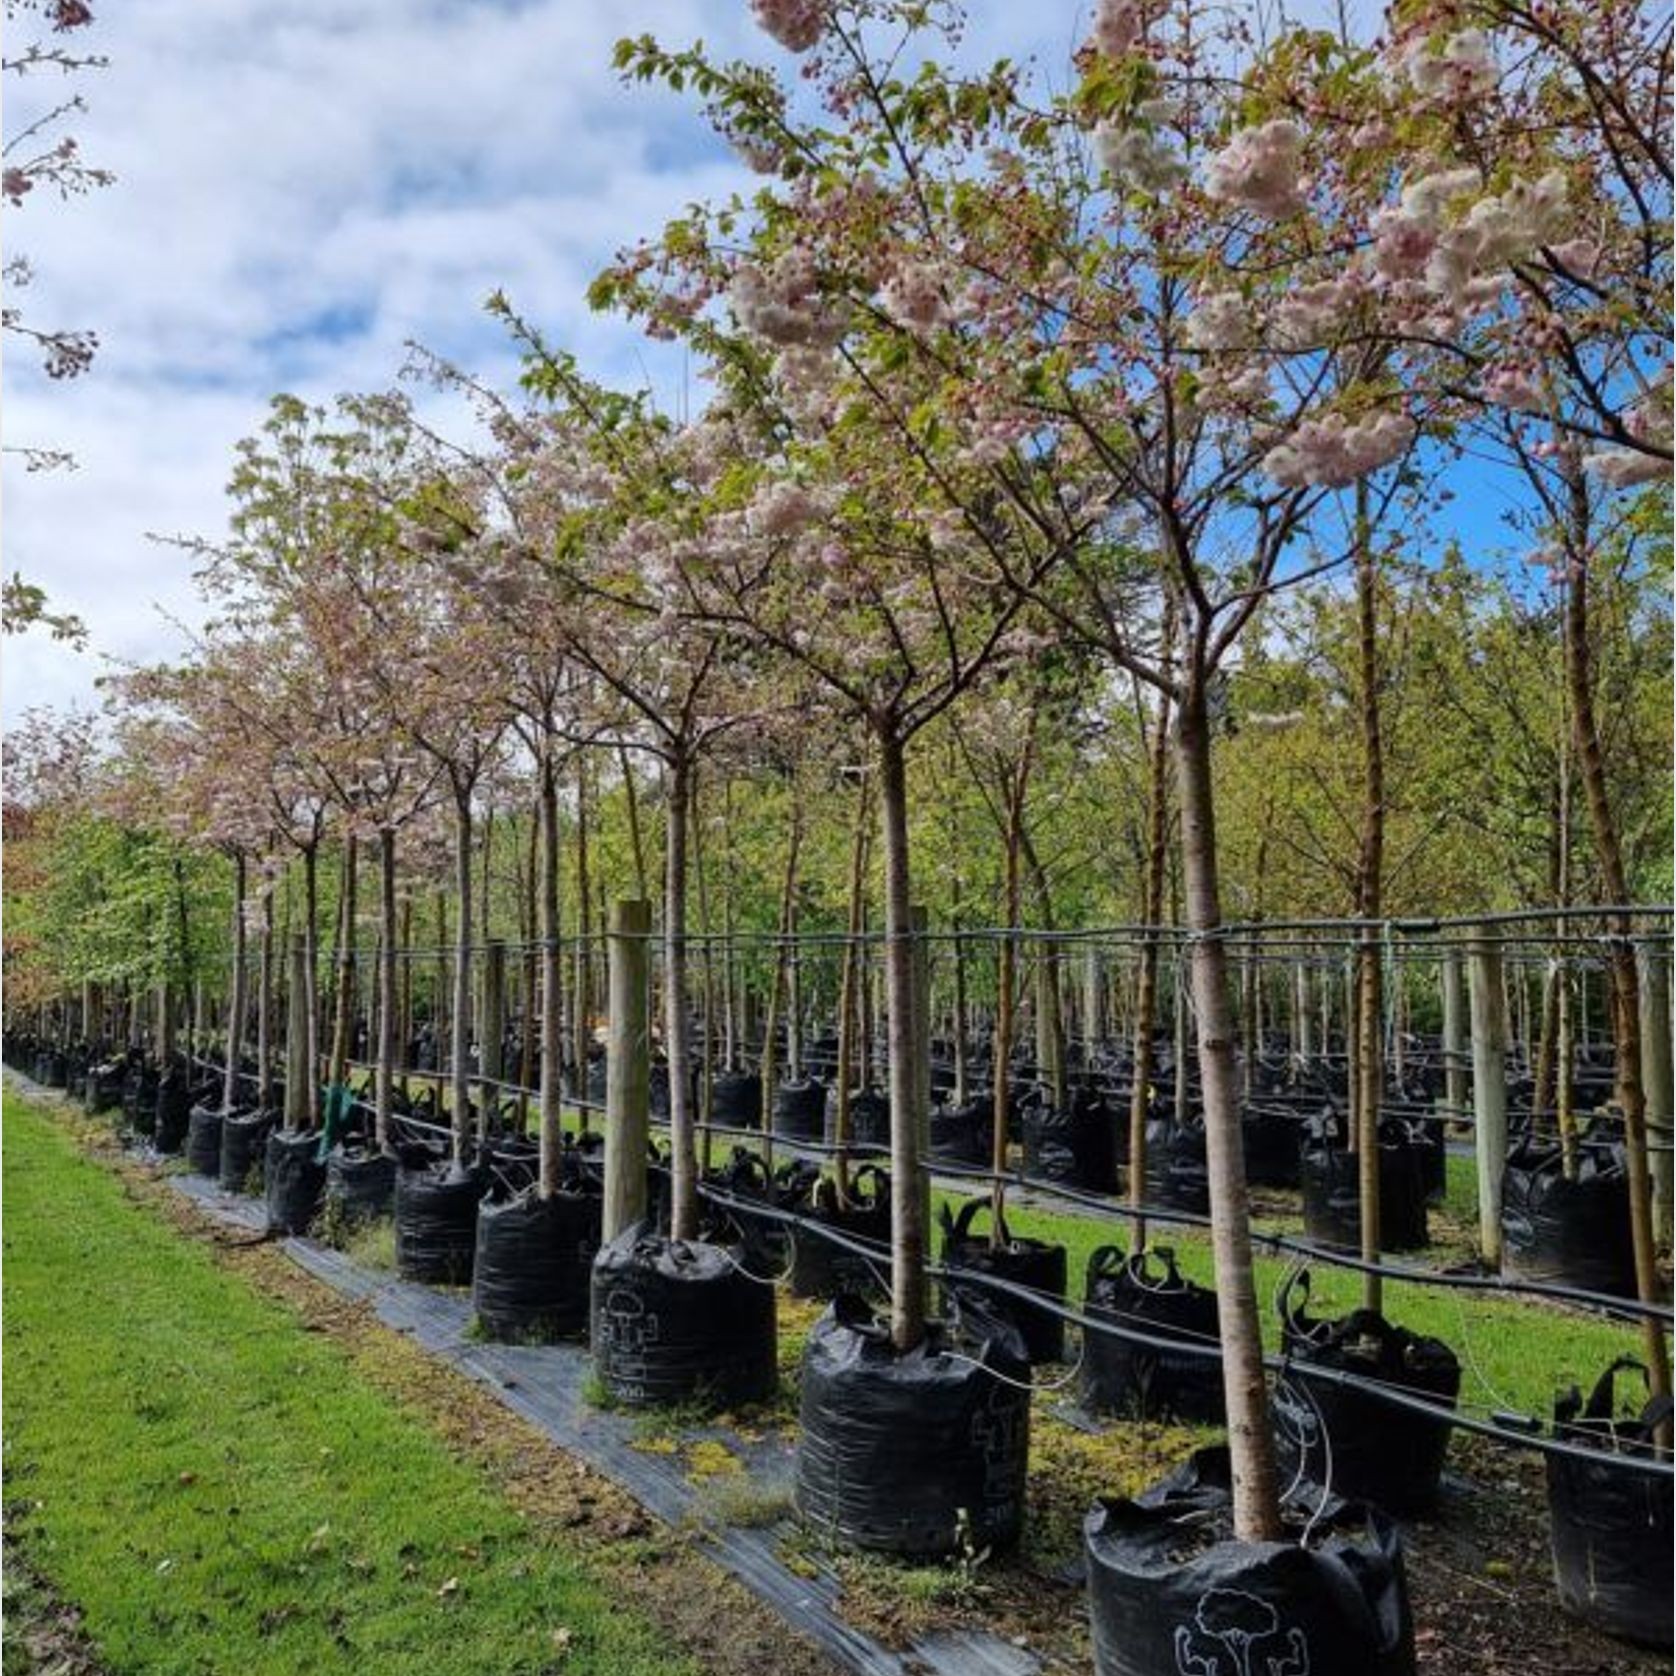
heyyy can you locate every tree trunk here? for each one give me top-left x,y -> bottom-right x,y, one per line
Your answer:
538,758 -> 565,1199
376,828 -> 398,1151
757,800 -> 804,1176
1130,661 -> 1174,1240
450,787 -> 474,1164
877,726 -> 927,1351
302,842 -> 321,1125
992,783 -> 1023,1243
222,853 -> 249,1113
327,834 -> 358,1094
257,879 -> 274,1109
1562,467 -> 1668,1409
665,752 -> 698,1240
621,744 -> 649,901
572,755 -> 592,1099
833,771 -> 871,1197
1176,672 -> 1283,1542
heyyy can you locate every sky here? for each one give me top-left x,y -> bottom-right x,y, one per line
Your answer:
4,0 -> 1490,729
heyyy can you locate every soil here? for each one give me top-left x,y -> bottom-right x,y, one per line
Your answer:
0,1519 -> 111,1676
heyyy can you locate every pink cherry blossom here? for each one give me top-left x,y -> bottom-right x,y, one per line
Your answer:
1203,120 -> 1306,218
1091,0 -> 1149,57
1262,411 -> 1414,488
749,0 -> 824,55
1093,121 -> 1186,192
1401,29 -> 1498,102
878,262 -> 952,334
1480,364 -> 1546,413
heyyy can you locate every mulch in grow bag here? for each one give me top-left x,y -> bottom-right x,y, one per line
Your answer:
589,1224 -> 777,1409
788,1166 -> 892,1301
265,1128 -> 326,1234
794,1293 -> 1031,1558
1502,1138 -> 1636,1298
472,1185 -> 600,1342
939,1197 -> 1067,1365
220,1109 -> 276,1192
709,1070 -> 762,1128
826,1086 -> 890,1149
1141,1116 -> 1210,1216
1275,1271 -> 1460,1516
1299,1117 -> 1428,1253
771,1078 -> 827,1143
153,1064 -> 192,1154
394,1162 -> 482,1285
1545,1358 -> 1673,1648
1242,1101 -> 1303,1188
1081,1243 -> 1225,1424
325,1146 -> 398,1223
186,1103 -> 225,1176
1085,1446 -> 1415,1676
928,1097 -> 990,1167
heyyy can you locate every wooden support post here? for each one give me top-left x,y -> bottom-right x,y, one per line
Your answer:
478,938 -> 507,1143
602,900 -> 652,1245
1638,938 -> 1673,1248
284,936 -> 310,1133
1467,928 -> 1509,1269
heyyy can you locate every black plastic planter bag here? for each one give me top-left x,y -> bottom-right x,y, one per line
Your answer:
590,1224 -> 777,1409
325,1146 -> 398,1223
1546,1358 -> 1673,1647
472,1187 -> 600,1342
1242,1102 -> 1303,1188
484,1136 -> 540,1197
795,1294 -> 1031,1557
1085,1447 -> 1415,1676
220,1109 -> 276,1192
788,1167 -> 892,1301
709,1070 -> 762,1128
394,1163 -> 482,1284
265,1129 -> 326,1234
122,1063 -> 159,1135
1502,1140 -> 1636,1298
1081,1244 -> 1225,1424
1275,1272 -> 1460,1516
186,1104 -> 225,1176
939,1198 -> 1067,1365
85,1059 -> 126,1115
828,1086 -> 889,1149
154,1064 -> 191,1154
1300,1119 -> 1428,1253
772,1078 -> 826,1143
929,1099 -> 989,1167
1142,1116 -> 1211,1216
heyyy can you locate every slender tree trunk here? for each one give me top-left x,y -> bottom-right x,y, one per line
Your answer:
1130,659 -> 1174,1240
451,786 -> 474,1164
757,800 -> 804,1175
1562,467 -> 1667,1410
328,834 -> 358,1094
992,784 -> 1024,1244
878,726 -> 927,1351
222,853 -> 249,1113
376,828 -> 398,1151
621,745 -> 648,902
538,757 -> 565,1199
519,802 -> 539,1121
833,771 -> 871,1197
665,752 -> 698,1239
572,756 -> 592,1098
302,842 -> 321,1125
257,879 -> 275,1109
1353,499 -> 1385,1315
1176,672 -> 1283,1542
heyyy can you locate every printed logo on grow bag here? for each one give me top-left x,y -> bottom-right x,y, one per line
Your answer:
598,1289 -> 661,1392
970,1385 -> 1023,1511
1173,1587 -> 1310,1676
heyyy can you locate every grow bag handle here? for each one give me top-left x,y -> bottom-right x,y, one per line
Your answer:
942,1195 -> 1011,1247
1131,1245 -> 1190,1293
1571,1357 -> 1673,1439
848,1163 -> 889,1206
1086,1243 -> 1128,1285
724,1146 -> 771,1193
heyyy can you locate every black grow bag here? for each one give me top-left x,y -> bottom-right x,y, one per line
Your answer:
394,1162 -> 482,1284
1242,1101 -> 1303,1188
1275,1271 -> 1460,1516
590,1224 -> 777,1409
795,1294 -> 1031,1557
1141,1116 -> 1210,1216
123,1063 -> 159,1136
1299,1118 -> 1428,1253
771,1078 -> 826,1143
709,1070 -> 762,1127
1085,1447 -> 1415,1676
220,1109 -> 276,1192
788,1166 -> 892,1301
265,1129 -> 326,1234
153,1064 -> 191,1154
827,1086 -> 889,1149
928,1097 -> 990,1167
939,1197 -> 1067,1365
325,1146 -> 398,1224
85,1059 -> 126,1115
1502,1139 -> 1636,1298
1545,1358 -> 1673,1647
186,1103 -> 224,1176
1023,1084 -> 1121,1194
1082,1244 -> 1225,1424
472,1186 -> 601,1341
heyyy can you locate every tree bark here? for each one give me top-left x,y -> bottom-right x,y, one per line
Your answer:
1176,672 -> 1283,1542
221,853 -> 249,1113
833,771 -> 871,1197
327,834 -> 358,1095
450,786 -> 474,1164
1130,659 -> 1174,1240
665,752 -> 698,1240
376,828 -> 398,1151
538,757 -> 565,1199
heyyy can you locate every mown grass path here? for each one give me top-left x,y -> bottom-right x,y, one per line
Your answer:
2,1090 -> 696,1676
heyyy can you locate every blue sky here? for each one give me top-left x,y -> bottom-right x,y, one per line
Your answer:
4,0 -> 1531,726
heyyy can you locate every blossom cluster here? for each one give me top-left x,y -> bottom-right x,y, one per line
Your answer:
1400,29 -> 1498,102
731,248 -> 846,347
749,0 -> 824,55
878,262 -> 952,334
1090,0 -> 1150,57
1262,411 -> 1414,488
1203,120 -> 1306,219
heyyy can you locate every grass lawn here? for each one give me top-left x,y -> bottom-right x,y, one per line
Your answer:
2,1088 -> 696,1676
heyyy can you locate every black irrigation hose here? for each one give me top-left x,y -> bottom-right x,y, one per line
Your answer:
693,1180 -> 1675,1482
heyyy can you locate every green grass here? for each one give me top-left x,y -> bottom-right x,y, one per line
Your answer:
1,1090 -> 698,1676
